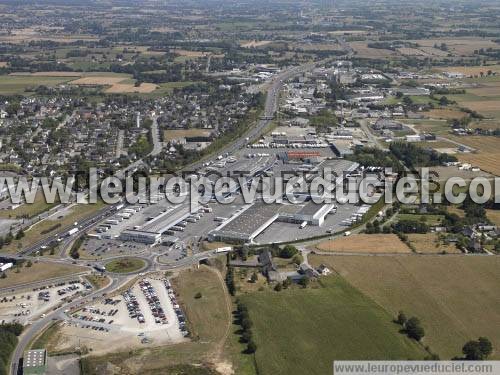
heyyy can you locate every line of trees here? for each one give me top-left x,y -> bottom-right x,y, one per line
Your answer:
225,265 -> 235,296
0,323 -> 23,375
236,301 -> 257,354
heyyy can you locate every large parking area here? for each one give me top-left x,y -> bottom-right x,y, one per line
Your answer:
62,277 -> 185,351
80,238 -> 145,260
0,279 -> 90,325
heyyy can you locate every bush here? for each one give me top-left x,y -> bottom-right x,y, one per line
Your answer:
279,245 -> 299,259
246,340 -> 257,354
405,317 -> 425,341
194,292 -> 202,299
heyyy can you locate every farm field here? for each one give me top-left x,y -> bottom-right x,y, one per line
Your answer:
240,277 -> 426,375
309,255 -> 500,359
104,82 -> 158,94
414,38 -> 499,56
240,40 -> 272,48
315,234 -> 411,254
422,108 -> 467,120
163,128 -> 212,141
400,118 -> 449,135
486,209 -> 500,226
80,266 -> 235,375
439,64 -> 500,76
0,75 -> 74,95
0,261 -> 86,288
396,214 -> 444,226
406,233 -> 461,254
446,136 -> 500,176
349,41 -> 396,58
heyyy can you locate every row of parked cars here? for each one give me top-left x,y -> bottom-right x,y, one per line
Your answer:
123,289 -> 145,323
164,279 -> 188,337
139,279 -> 167,325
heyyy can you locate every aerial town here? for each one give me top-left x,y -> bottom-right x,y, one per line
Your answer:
0,1 -> 499,375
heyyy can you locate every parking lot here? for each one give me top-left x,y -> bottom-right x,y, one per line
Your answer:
80,238 -> 145,259
63,277 -> 185,350
0,280 -> 88,325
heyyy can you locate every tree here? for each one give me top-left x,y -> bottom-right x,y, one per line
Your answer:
241,318 -> 253,331
405,317 -> 425,341
478,337 -> 493,358
396,311 -> 407,326
298,276 -> 309,288
0,272 -> 5,279
241,330 -> 252,343
250,272 -> 258,283
247,340 -> 257,354
279,245 -> 299,259
26,260 -> 32,268
194,292 -> 202,299
463,341 -> 484,360
274,283 -> 282,292
14,229 -> 24,240
282,278 -> 292,289
463,337 -> 493,360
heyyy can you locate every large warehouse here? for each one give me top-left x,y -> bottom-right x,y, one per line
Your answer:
208,200 -> 335,243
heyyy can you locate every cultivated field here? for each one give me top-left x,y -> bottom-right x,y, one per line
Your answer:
240,277 -> 426,375
69,76 -> 127,85
447,136 -> 500,176
349,41 -> 396,58
414,38 -> 498,56
0,261 -> 86,289
104,83 -> 158,94
406,233 -> 461,254
486,209 -> 500,226
0,75 -> 73,95
315,234 -> 411,254
240,40 -> 272,48
163,128 -> 211,141
310,255 -> 500,359
440,64 -> 500,76
422,108 -> 468,120
170,49 -> 209,57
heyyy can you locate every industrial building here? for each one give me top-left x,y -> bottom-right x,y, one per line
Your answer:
23,349 -> 47,375
118,204 -> 194,244
208,200 -> 335,243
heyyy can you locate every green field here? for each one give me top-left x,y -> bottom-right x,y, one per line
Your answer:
396,213 -> 444,225
105,257 -> 146,273
310,255 -> 500,359
0,75 -> 73,95
240,277 -> 426,375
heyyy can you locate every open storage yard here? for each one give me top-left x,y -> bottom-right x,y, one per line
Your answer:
309,255 -> 500,359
